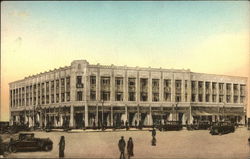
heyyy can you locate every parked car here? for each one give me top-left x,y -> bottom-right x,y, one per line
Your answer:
6,123 -> 30,134
194,121 -> 211,130
160,121 -> 182,131
0,122 -> 9,134
8,133 -> 53,152
210,122 -> 235,135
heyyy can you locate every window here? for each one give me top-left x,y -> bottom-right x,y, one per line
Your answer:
140,92 -> 148,101
164,93 -> 171,102
90,76 -> 96,85
90,91 -> 96,101
219,95 -> 223,103
152,93 -> 159,102
129,92 -> 135,101
61,93 -> 65,102
212,95 -> 216,102
66,92 -> 70,101
77,91 -> 83,101
198,94 -> 203,102
76,76 -> 83,88
176,95 -> 181,102
116,93 -> 123,101
206,95 -> 209,102
101,92 -> 110,101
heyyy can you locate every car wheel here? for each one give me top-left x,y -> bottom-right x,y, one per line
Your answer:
9,145 -> 17,153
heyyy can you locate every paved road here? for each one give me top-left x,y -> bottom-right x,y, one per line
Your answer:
4,127 -> 250,159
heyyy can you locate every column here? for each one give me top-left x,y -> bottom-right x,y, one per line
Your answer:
96,104 -> 99,125
96,68 -> 100,101
36,83 -> 38,106
136,71 -> 140,103
149,106 -> 152,125
187,80 -> 191,102
203,81 -> 206,102
189,105 -> 193,124
181,78 -> 185,102
59,76 -> 61,103
196,81 -> 199,102
70,106 -> 74,127
210,82 -> 213,102
231,83 -> 234,103
12,88 -> 15,109
125,105 -> 128,122
124,69 -> 128,101
20,87 -> 23,107
111,69 -> 115,101
48,81 -> 51,104
160,71 -> 163,102
171,73 -> 175,102
216,82 -> 219,103
137,105 -> 140,124
223,83 -> 227,103
238,84 -> 240,103
85,103 -> 88,127
149,71 -> 152,102
111,106 -> 113,126
44,108 -> 47,127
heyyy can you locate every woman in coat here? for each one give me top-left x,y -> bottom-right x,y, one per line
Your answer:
59,136 -> 65,158
127,137 -> 134,159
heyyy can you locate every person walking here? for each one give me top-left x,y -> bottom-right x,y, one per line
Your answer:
127,137 -> 134,159
152,128 -> 156,137
118,136 -> 126,159
58,136 -> 65,158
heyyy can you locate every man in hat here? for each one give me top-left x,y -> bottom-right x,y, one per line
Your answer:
118,136 -> 126,159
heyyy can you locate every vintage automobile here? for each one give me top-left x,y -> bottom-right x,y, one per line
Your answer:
0,122 -> 9,134
8,133 -> 53,152
6,123 -> 30,134
193,121 -> 211,130
159,121 -> 183,131
210,122 -> 235,135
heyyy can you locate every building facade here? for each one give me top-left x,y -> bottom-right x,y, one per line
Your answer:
9,60 -> 248,128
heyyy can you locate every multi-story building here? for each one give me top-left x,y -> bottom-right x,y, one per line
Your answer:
9,60 -> 248,128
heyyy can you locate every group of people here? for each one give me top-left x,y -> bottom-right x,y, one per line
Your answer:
118,136 -> 134,159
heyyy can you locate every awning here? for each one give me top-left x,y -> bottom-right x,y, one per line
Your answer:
192,110 -> 217,116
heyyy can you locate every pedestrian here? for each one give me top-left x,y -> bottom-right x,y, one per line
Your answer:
152,128 -> 156,137
118,136 -> 126,159
125,121 -> 129,130
58,136 -> 65,158
151,136 -> 156,146
127,137 -> 134,159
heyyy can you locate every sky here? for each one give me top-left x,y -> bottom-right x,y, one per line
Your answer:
1,1 -> 250,121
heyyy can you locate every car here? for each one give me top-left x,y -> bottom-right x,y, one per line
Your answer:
160,121 -> 183,131
8,133 -> 53,153
194,121 -> 211,130
210,122 -> 235,135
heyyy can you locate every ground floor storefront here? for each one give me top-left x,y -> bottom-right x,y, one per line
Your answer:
10,105 -> 246,129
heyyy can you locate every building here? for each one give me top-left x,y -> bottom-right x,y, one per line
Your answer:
9,60 -> 248,128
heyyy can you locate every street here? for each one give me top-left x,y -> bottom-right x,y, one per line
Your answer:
3,127 -> 250,159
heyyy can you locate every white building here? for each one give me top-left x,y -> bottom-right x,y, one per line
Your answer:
9,60 -> 248,128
